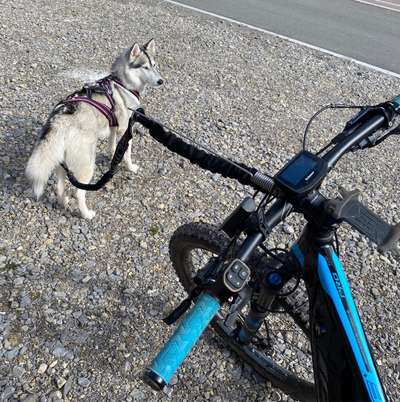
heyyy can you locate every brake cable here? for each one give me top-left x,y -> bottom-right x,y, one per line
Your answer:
303,104 -> 366,152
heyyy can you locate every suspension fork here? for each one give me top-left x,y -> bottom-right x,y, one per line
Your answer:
233,200 -> 294,344
233,232 -> 274,344
237,251 -> 297,345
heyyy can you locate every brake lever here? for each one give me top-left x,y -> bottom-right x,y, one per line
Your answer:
356,118 -> 400,150
326,188 -> 400,254
224,286 -> 252,329
332,102 -> 397,148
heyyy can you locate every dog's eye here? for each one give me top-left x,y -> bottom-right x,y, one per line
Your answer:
143,66 -> 150,70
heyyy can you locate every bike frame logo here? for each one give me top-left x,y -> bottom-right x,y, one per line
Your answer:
332,272 -> 345,298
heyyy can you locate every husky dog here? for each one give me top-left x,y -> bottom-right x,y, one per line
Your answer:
26,39 -> 163,219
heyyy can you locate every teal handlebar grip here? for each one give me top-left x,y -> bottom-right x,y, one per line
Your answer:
144,292 -> 220,390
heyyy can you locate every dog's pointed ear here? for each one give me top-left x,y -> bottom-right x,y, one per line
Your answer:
143,38 -> 156,56
130,43 -> 141,60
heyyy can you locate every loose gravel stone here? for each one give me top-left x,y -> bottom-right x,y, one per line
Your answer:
81,275 -> 91,283
21,395 -> 38,402
131,390 -> 145,401
1,387 -> 16,400
52,346 -> 68,358
77,377 -> 90,388
62,377 -> 73,398
231,365 -> 242,381
282,224 -> 295,235
5,348 -> 20,360
48,390 -> 62,401
37,363 -> 48,374
55,377 -> 67,389
12,365 -> 25,378
371,287 -> 381,298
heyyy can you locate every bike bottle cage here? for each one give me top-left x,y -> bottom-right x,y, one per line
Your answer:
326,188 -> 400,253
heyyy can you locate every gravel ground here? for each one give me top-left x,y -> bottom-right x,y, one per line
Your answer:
0,0 -> 399,401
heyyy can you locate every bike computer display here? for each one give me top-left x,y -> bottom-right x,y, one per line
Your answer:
274,151 -> 328,195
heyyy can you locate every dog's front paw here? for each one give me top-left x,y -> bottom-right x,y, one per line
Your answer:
82,209 -> 96,220
127,163 -> 139,174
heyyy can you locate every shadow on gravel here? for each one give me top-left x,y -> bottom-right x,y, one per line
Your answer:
0,114 -> 115,201
15,268 -> 169,372
0,114 -> 41,196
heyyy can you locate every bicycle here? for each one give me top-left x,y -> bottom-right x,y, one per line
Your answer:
132,95 -> 400,401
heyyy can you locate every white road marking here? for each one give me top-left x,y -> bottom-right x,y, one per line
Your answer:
354,0 -> 400,13
376,0 -> 400,5
164,0 -> 400,79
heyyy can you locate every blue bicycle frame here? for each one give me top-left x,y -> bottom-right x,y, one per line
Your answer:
292,243 -> 386,402
145,223 -> 388,401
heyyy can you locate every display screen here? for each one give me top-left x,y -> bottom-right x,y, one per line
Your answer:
278,153 -> 318,186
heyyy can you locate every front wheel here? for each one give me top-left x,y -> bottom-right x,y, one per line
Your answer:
169,222 -> 316,402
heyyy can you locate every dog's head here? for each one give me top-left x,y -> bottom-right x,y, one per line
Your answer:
113,39 -> 164,92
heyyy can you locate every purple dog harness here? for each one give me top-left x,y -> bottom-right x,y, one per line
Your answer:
64,76 -> 140,127
60,76 -> 141,191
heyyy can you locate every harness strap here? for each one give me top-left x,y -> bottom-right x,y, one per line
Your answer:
64,77 -> 118,127
63,76 -> 140,128
66,96 -> 118,127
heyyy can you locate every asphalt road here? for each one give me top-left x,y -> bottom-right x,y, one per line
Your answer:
168,0 -> 400,76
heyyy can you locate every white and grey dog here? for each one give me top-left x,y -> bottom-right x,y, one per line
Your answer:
26,39 -> 163,219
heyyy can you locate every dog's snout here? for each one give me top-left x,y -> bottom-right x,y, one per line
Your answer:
157,79 -> 164,85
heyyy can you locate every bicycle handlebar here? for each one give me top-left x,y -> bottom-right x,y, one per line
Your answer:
323,114 -> 387,169
134,96 -> 399,195
137,95 -> 400,391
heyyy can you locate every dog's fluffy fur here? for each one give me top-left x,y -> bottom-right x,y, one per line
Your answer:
26,40 -> 163,219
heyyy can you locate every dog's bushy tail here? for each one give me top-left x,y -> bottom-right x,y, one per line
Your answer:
26,131 -> 64,199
